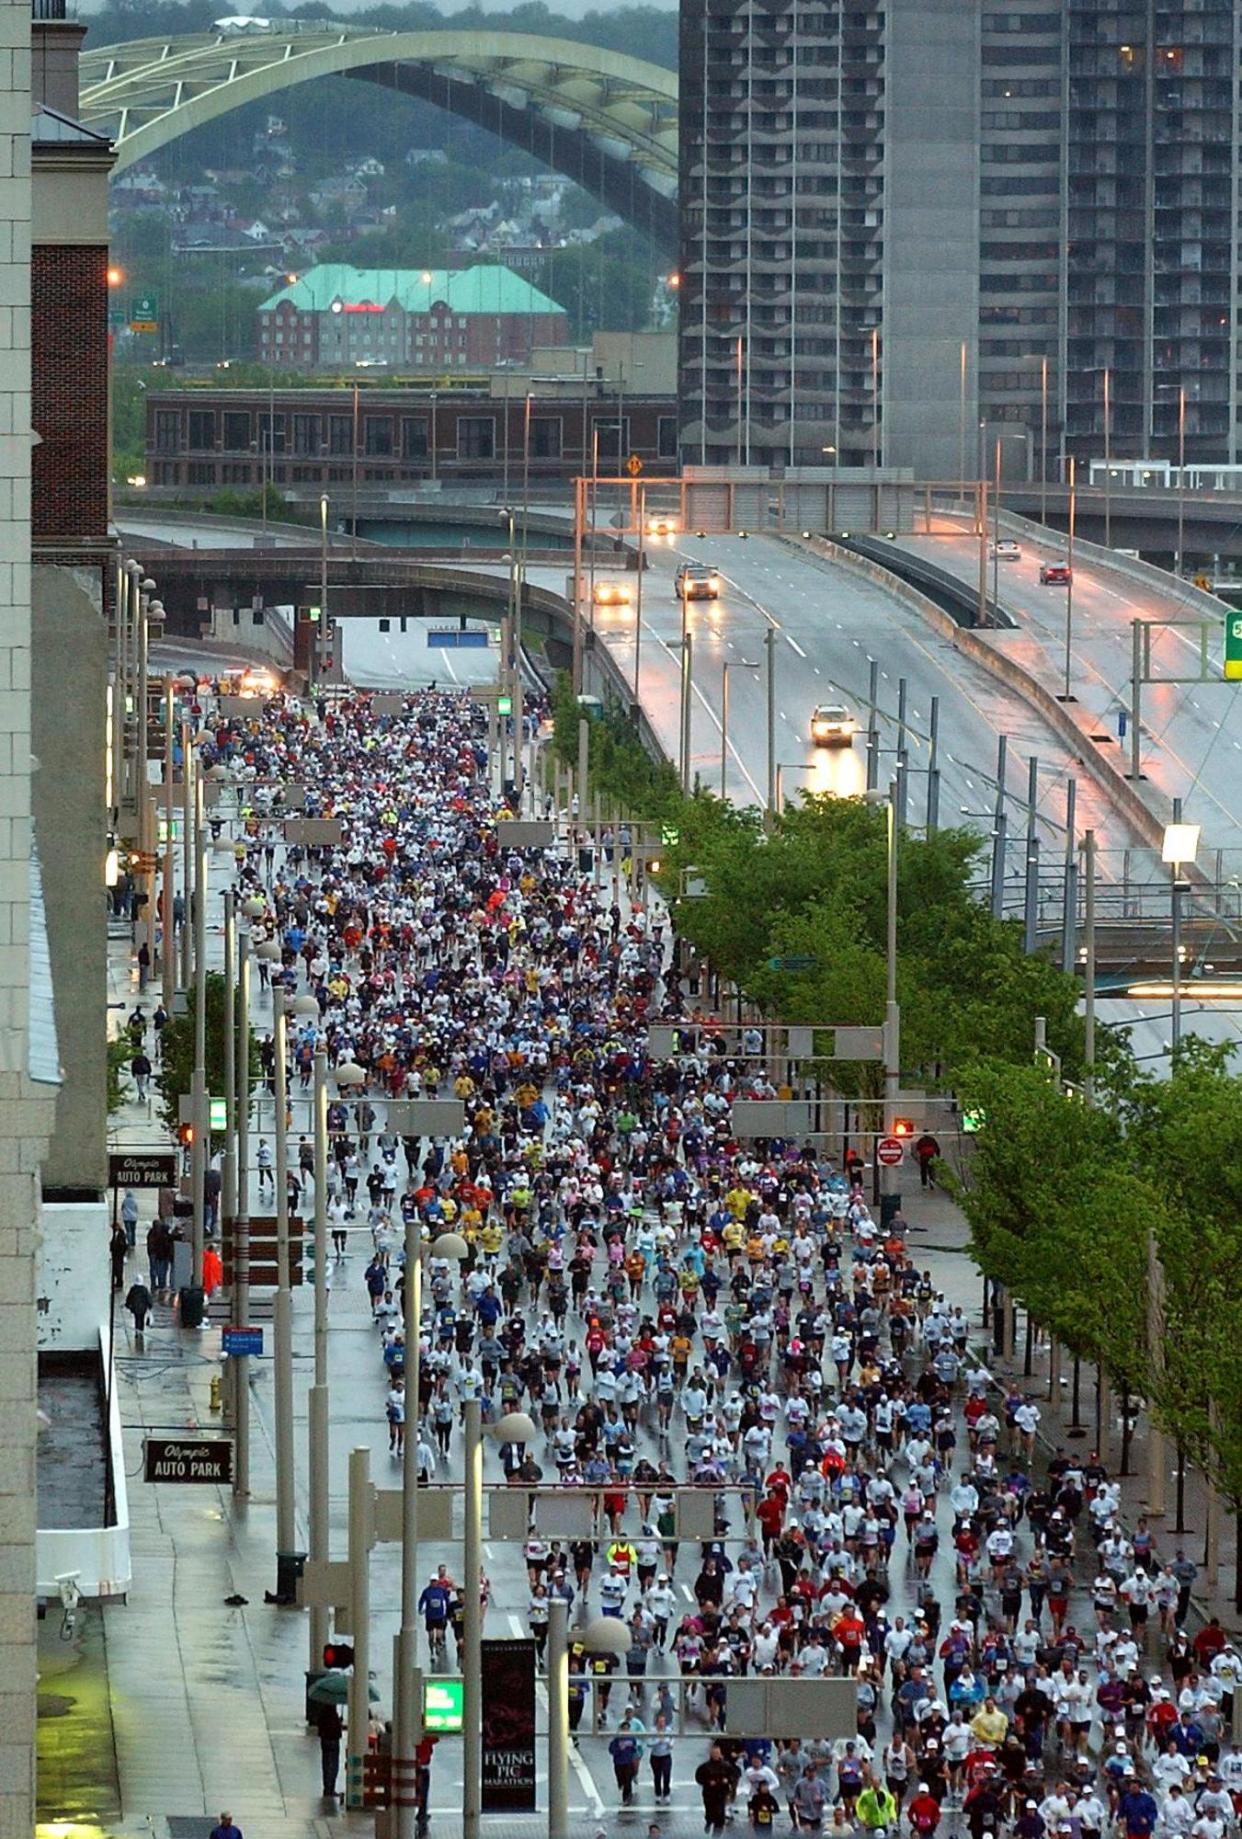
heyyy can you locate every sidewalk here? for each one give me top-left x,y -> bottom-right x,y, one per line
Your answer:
76,745 -> 1238,1839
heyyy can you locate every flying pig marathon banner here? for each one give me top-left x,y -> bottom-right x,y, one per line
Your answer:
481,1636 -> 537,1811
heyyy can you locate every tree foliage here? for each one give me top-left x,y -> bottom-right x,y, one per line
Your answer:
155,972 -> 261,1147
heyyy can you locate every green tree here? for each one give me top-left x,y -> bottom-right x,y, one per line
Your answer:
155,972 -> 260,1147
107,1035 -> 133,1116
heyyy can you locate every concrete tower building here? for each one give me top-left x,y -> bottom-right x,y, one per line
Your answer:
677,0 -> 1235,479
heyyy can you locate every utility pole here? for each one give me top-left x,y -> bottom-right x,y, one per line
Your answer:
272,988 -> 298,1597
161,679 -> 175,1019
764,624 -> 776,818
463,1397 -> 483,1839
180,718 -> 193,992
190,773 -> 208,1290
346,1445 -> 372,1809
307,1047 -> 330,1669
232,922 -> 252,1501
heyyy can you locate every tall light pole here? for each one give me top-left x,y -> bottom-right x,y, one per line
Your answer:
882,781 -> 899,1202
1163,804 -> 1200,1056
1177,384 -> 1186,576
189,771 -> 208,1291
775,760 -> 814,815
1111,367 -> 1118,548
633,482 -> 646,705
1040,355 -> 1049,526
959,338 -> 968,496
232,909 -> 256,1501
1060,456 -> 1077,700
1083,827 -> 1096,1105
721,659 -> 759,798
180,717 -> 194,992
679,628 -> 695,794
764,624 -> 777,819
393,1228 -> 468,1839
161,678 -> 176,1019
462,1404 -> 536,1839
269,977 -> 301,1599
865,779 -> 900,1204
318,492 -> 329,689
871,325 -> 881,469
307,1045 -> 330,1670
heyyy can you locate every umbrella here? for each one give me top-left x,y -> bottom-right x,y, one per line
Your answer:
308,1668 -> 381,1706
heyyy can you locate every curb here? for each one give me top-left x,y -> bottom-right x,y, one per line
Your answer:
791,534 -> 1170,851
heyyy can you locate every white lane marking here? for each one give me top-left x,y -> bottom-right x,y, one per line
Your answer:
786,635 -> 807,659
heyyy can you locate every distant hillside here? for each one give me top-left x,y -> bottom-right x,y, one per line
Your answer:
83,0 -> 678,67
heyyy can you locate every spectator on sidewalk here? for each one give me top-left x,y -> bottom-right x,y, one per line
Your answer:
317,1703 -> 344,1799
209,1815 -> 243,1839
124,1279 -> 152,1335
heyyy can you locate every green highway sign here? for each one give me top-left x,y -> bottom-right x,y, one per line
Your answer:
497,695 -> 513,717
661,825 -> 680,846
767,954 -> 818,972
423,1677 -> 464,1732
1225,613 -> 1242,681
209,1096 -> 228,1132
129,291 -> 159,332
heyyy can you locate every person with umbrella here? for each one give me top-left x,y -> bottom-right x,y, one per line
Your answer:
317,1702 -> 344,1799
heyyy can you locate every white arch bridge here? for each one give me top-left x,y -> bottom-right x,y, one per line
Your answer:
79,24 -> 679,249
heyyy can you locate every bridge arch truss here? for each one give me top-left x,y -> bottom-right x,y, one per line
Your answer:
80,26 -> 678,248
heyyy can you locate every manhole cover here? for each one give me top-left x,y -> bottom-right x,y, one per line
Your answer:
37,1694 -> 74,1718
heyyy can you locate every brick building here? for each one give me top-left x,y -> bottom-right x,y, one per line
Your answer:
145,382 -> 679,493
258,264 -> 570,372
32,8 -> 113,568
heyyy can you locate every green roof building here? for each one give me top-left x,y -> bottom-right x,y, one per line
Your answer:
257,263 -> 570,371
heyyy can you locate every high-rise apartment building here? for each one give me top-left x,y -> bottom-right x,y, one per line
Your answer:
678,0 -> 1239,478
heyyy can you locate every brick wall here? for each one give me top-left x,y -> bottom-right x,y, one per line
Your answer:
31,241 -> 109,544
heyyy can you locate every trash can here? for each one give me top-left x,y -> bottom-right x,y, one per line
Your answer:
275,1550 -> 307,1607
178,1283 -> 205,1329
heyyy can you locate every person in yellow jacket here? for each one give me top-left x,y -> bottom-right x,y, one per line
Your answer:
856,1782 -> 899,1832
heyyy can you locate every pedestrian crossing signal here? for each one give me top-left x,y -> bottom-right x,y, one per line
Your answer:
323,1641 -> 354,1668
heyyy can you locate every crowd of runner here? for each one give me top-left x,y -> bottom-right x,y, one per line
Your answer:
185,683 -> 1241,1835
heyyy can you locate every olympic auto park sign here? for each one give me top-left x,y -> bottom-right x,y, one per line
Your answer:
144,1437 -> 234,1484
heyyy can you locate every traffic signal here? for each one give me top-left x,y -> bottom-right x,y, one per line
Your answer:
178,1122 -> 195,1147
892,1117 -> 915,1137
323,1641 -> 354,1668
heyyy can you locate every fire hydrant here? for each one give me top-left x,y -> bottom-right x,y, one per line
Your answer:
209,1373 -> 222,1413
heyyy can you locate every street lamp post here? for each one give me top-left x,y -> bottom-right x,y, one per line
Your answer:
959,339 -> 968,497
1177,385 -> 1186,576
180,718 -> 194,992
1163,802 -> 1200,1055
307,1045 -> 331,1670
720,659 -> 759,798
393,1227 -> 468,1839
1111,365 -> 1118,548
633,483 -> 646,706
863,781 -> 900,1206
764,625 -> 777,818
161,678 -> 176,1019
1060,456 -> 1078,700
268,976 -> 301,1598
189,771 -> 208,1291
882,782 -> 899,1204
462,1402 -> 540,1839
232,911 -> 255,1501
775,760 -> 814,816
547,1596 -> 571,1839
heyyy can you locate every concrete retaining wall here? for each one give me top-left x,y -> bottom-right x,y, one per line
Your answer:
798,536 -> 1169,850
998,507 -> 1232,622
